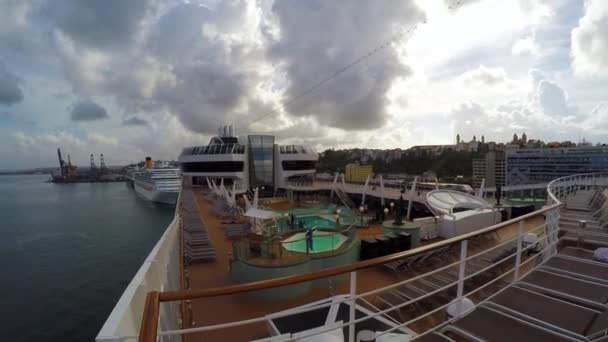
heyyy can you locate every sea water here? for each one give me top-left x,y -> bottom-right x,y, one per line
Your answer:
0,175 -> 174,341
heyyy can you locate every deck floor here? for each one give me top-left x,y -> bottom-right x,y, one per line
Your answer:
183,190 -> 546,341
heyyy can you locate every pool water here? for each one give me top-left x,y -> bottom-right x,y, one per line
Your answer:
282,231 -> 347,253
294,215 -> 336,229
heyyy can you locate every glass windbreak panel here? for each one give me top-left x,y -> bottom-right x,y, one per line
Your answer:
248,135 -> 275,189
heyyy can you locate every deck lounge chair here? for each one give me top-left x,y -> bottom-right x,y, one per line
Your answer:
412,332 -> 455,341
541,256 -> 608,285
560,246 -> 598,261
184,237 -> 210,244
383,260 -> 407,272
488,286 -> 606,339
519,269 -> 608,305
562,230 -> 608,247
447,306 -> 575,342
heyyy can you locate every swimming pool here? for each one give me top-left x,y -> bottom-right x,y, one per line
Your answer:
282,231 -> 347,254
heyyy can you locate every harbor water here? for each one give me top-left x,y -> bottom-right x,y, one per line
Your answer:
0,175 -> 174,341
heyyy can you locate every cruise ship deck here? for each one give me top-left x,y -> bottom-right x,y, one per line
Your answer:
97,173 -> 608,342
179,191 -> 548,341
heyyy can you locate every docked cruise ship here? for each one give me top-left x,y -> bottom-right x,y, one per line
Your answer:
125,167 -> 141,189
133,158 -> 181,204
98,137 -> 608,341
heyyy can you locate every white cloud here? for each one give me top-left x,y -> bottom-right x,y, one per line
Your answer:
406,0 -> 548,72
0,0 -> 607,169
451,67 -> 583,142
571,0 -> 608,76
512,35 -> 539,56
122,116 -> 148,126
267,1 -> 425,130
70,99 -> 109,121
460,65 -> 510,87
581,103 -> 608,133
87,133 -> 118,147
0,62 -> 24,105
535,80 -> 571,115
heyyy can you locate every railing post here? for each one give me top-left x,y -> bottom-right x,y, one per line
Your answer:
349,271 -> 357,342
514,220 -> 524,282
578,220 -> 586,248
457,240 -> 468,298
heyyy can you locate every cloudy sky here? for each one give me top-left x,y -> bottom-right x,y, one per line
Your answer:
1,0 -> 607,169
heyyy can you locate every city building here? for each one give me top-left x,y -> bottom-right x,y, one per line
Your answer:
422,170 -> 438,182
178,125 -> 318,193
386,149 -> 403,162
344,163 -> 373,182
409,144 -> 448,157
457,139 -> 479,153
506,146 -> 608,185
472,144 -> 505,188
409,138 -> 480,156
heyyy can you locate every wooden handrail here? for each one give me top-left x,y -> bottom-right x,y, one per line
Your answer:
139,291 -> 160,342
158,202 -> 560,302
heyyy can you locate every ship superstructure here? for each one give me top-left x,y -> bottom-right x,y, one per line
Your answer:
178,125 -> 318,196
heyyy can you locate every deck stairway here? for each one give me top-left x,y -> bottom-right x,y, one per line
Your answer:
334,185 -> 357,212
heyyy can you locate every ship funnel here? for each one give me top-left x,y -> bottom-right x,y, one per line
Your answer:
145,156 -> 153,169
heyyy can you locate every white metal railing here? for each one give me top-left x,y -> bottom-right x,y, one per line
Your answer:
96,194 -> 182,342
138,172 -> 608,342
547,172 -> 608,246
287,180 -> 429,203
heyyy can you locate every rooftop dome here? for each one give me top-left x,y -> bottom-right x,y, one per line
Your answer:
426,189 -> 492,216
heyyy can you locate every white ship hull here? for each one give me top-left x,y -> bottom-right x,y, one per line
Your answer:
134,181 -> 179,204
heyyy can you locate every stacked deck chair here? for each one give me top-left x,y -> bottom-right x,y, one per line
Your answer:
428,245 -> 608,342
181,190 -> 216,263
208,198 -> 238,218
222,221 -> 251,240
